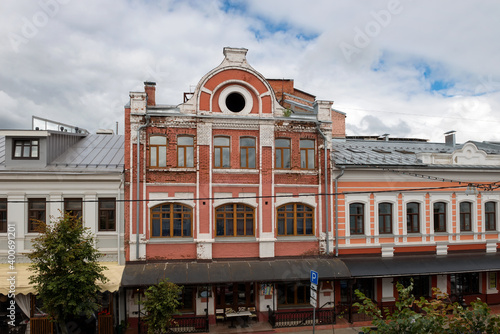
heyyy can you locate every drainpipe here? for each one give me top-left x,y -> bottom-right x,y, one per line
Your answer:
334,167 -> 345,257
136,115 -> 150,260
316,123 -> 330,255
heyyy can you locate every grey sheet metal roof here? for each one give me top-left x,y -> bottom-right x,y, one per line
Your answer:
343,252 -> 500,278
0,136 -> 4,165
121,258 -> 351,287
332,139 -> 500,167
50,134 -> 124,170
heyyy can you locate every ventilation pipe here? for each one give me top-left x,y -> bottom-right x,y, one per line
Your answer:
334,167 -> 345,257
136,114 -> 150,260
316,123 -> 330,255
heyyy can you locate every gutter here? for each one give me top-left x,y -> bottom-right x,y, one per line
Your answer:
136,115 -> 150,260
334,167 -> 345,257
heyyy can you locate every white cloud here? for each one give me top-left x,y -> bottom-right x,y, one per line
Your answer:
0,0 -> 499,143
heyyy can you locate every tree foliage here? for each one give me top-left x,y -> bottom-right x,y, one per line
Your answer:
142,279 -> 183,334
28,213 -> 108,334
354,281 -> 500,334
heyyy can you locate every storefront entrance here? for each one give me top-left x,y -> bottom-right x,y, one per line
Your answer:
215,283 -> 255,312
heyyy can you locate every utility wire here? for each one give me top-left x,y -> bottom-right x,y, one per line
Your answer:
3,183 -> 495,204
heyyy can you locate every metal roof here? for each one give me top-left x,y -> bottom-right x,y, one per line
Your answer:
343,252 -> 500,277
332,139 -> 500,168
0,136 -> 4,165
50,134 -> 124,170
121,258 -> 351,286
0,134 -> 124,171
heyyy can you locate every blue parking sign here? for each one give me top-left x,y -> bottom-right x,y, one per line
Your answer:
310,270 -> 319,285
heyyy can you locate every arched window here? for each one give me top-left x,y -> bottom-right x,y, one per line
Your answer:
433,202 -> 447,233
459,201 -> 472,231
149,135 -> 167,168
485,201 -> 497,231
151,203 -> 192,237
277,203 -> 314,236
216,203 -> 254,237
349,203 -> 364,235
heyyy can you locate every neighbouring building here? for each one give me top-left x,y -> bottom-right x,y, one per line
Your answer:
0,117 -> 126,333
333,133 -> 500,322
121,47 -> 500,331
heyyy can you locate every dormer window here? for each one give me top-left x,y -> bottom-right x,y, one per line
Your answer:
13,139 -> 39,159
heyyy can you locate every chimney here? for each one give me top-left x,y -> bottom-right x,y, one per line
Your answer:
445,130 -> 456,147
144,81 -> 156,106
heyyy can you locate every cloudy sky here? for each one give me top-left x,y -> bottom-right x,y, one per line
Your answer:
1,0 -> 500,143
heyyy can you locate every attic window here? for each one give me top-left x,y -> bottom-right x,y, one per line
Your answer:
395,149 -> 414,155
13,139 -> 39,159
373,149 -> 391,154
347,148 -> 365,153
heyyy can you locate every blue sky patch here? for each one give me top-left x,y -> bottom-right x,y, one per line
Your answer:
221,0 -> 318,41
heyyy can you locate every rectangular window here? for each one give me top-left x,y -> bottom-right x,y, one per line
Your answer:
214,137 -> 230,168
99,198 -> 116,231
64,198 -> 82,219
378,203 -> 392,234
177,136 -> 194,168
451,273 -> 479,295
340,278 -> 374,303
350,203 -> 364,235
485,202 -> 496,231
406,202 -> 420,233
277,282 -> 310,306
398,276 -> 430,298
240,137 -> 256,168
178,286 -> 195,312
28,198 -> 46,233
13,139 -> 39,159
0,199 -> 6,233
460,202 -> 472,231
275,139 -> 290,169
149,135 -> 167,168
433,202 -> 447,233
300,139 -> 315,169
489,273 -> 497,290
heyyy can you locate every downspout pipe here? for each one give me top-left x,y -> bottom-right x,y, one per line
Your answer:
334,167 -> 345,257
316,123 -> 330,255
136,114 -> 150,260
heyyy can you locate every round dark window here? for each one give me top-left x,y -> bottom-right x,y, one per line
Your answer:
225,92 -> 245,112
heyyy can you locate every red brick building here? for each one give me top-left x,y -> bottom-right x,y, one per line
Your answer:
122,47 -> 348,328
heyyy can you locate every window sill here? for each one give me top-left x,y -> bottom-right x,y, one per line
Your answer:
148,167 -> 196,172
274,169 -> 318,175
96,231 -> 118,235
213,169 -> 259,174
276,236 -> 317,242
148,238 -> 194,243
214,237 -> 257,242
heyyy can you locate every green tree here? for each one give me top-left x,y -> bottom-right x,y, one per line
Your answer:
142,279 -> 183,334
354,281 -> 500,333
28,212 -> 108,334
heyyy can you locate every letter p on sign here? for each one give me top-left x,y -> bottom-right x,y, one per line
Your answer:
310,270 -> 319,285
